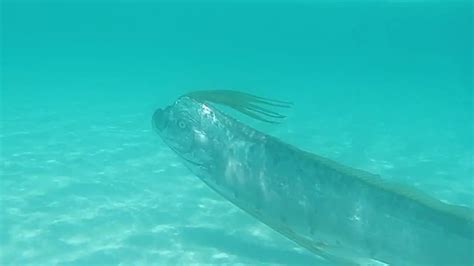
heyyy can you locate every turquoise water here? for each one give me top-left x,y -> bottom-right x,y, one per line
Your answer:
1,1 -> 472,265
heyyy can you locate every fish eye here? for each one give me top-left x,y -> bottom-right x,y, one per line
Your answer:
177,120 -> 187,129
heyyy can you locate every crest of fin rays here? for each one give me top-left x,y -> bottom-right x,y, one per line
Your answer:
185,90 -> 293,124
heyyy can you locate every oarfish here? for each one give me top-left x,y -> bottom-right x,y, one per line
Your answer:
152,90 -> 474,265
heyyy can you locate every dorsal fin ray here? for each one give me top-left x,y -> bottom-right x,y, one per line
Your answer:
185,90 -> 292,123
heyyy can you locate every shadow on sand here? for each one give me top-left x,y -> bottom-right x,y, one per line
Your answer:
179,225 -> 330,265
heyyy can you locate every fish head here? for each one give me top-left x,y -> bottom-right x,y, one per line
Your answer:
152,96 -> 222,169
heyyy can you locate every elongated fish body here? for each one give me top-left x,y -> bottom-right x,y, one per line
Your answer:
153,94 -> 474,265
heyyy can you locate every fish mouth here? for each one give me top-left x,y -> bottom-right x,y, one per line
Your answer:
152,108 -> 168,132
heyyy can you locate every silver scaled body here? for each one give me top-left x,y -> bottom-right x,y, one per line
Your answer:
153,96 -> 474,266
